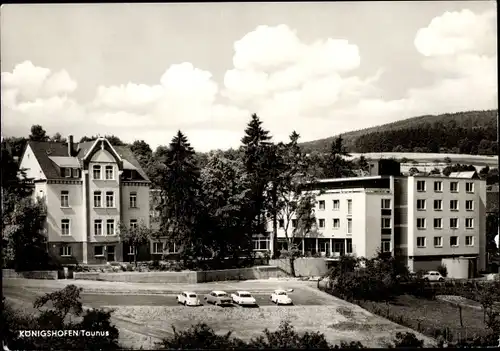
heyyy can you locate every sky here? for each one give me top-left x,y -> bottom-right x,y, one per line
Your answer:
1,2 -> 497,152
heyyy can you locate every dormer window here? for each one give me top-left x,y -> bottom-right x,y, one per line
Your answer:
72,168 -> 81,178
63,168 -> 71,178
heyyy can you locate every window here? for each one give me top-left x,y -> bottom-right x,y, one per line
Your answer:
417,218 -> 426,229
417,180 -> 426,192
130,192 -> 137,208
72,168 -> 80,178
433,218 -> 442,229
381,240 -> 391,253
128,246 -> 135,256
450,182 -> 459,192
94,220 -> 103,236
465,182 -> 474,193
253,235 -> 269,251
130,219 -> 138,229
93,165 -> 101,179
165,242 -> 178,253
60,190 -> 69,207
61,219 -> 70,235
346,239 -> 353,254
60,245 -> 72,257
106,191 -> 114,208
465,200 -> 474,211
318,219 -> 325,228
434,236 -> 443,247
94,246 -> 104,257
278,219 -> 284,228
333,218 -> 340,229
381,199 -> 391,209
347,218 -> 352,234
93,191 -> 102,208
332,200 -> 340,210
152,242 -> 163,254
450,218 -> 459,229
106,219 -> 115,235
292,219 -> 297,228
465,236 -> 474,246
417,237 -> 426,248
381,218 -> 391,229
434,181 -> 443,192
417,199 -> 426,210
347,200 -> 352,215
105,165 -> 114,180
450,200 -> 459,211
63,168 -> 71,178
433,200 -> 443,211
318,200 -> 325,210
465,218 -> 474,229
450,236 -> 459,247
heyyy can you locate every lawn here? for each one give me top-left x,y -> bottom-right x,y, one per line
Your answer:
357,294 -> 489,343
109,304 -> 436,348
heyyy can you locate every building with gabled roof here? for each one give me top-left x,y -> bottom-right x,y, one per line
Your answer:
19,135 -> 151,264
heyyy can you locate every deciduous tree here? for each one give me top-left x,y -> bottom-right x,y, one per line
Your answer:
118,220 -> 156,267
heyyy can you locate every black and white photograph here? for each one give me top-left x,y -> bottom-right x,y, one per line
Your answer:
1,2 -> 499,349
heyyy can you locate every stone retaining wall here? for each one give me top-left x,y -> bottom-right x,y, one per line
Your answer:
2,269 -> 58,280
269,258 -> 329,277
73,266 -> 287,283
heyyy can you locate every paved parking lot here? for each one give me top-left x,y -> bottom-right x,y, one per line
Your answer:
3,286 -> 326,308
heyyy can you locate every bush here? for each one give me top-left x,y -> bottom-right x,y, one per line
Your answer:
391,332 -> 424,348
2,285 -> 121,350
437,264 -> 448,277
158,321 -> 366,350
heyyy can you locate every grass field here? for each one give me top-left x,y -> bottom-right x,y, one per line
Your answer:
358,295 -> 489,343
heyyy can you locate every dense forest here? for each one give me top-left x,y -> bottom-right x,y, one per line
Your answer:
301,110 -> 498,155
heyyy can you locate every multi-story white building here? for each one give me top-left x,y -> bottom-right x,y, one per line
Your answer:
19,136 -> 151,264
268,176 -> 394,260
394,171 -> 486,273
268,170 -> 487,275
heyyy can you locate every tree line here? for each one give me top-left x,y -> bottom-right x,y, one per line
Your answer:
301,109 -> 498,155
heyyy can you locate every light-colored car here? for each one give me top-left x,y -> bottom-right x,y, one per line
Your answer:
231,291 -> 257,306
204,291 -> 232,306
177,291 -> 201,306
270,289 -> 293,305
423,271 -> 445,282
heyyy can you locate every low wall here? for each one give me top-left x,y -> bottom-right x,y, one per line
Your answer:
73,266 -> 287,283
269,258 -> 328,277
74,271 -> 198,284
3,269 -> 58,280
196,266 -> 287,282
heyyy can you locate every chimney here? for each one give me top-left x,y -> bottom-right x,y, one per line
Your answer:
68,135 -> 74,156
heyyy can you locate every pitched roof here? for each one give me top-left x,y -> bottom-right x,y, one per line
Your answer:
448,171 -> 478,179
26,140 -> 149,181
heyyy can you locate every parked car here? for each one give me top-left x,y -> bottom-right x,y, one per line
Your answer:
177,291 -> 201,306
204,291 -> 232,306
423,271 -> 445,282
231,291 -> 258,306
270,289 -> 293,305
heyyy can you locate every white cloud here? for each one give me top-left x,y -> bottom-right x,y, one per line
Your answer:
223,24 -> 362,104
414,9 -> 496,57
1,61 -> 77,103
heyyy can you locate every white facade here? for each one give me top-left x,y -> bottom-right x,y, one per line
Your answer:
405,175 -> 486,272
269,173 -> 487,275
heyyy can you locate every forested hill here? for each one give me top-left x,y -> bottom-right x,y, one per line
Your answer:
300,109 -> 498,155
